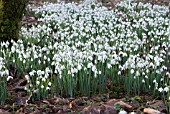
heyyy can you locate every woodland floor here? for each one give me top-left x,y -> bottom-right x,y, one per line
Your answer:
1,72 -> 167,114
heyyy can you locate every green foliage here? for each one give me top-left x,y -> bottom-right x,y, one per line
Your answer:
0,81 -> 7,105
114,103 -> 121,111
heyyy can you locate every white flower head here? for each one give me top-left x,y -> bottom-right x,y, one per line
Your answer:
48,82 -> 52,86
107,63 -> 112,69
118,71 -> 121,75
41,85 -> 44,89
142,79 -> 145,83
7,76 -> 13,81
35,79 -> 40,85
130,69 -> 135,74
46,87 -> 50,90
164,87 -> 169,92
42,77 -> 46,82
158,87 -> 163,93
25,75 -> 30,81
153,79 -> 157,83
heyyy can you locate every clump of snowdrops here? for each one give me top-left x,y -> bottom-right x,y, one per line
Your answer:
0,42 -> 13,105
0,0 -> 169,110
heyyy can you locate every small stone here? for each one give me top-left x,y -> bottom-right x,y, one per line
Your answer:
130,112 -> 136,114
115,101 -> 133,111
143,108 -> 161,114
118,110 -> 127,114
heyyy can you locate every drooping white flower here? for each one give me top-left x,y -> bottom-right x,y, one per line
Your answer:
36,81 -> 40,85
142,79 -> 145,83
25,75 -> 30,81
46,87 -> 50,90
7,76 -> 13,81
158,87 -> 163,92
130,69 -> 135,74
41,85 -> 44,89
42,77 -> 46,82
164,87 -> 169,92
107,63 -> 111,69
48,82 -> 52,86
135,71 -> 140,76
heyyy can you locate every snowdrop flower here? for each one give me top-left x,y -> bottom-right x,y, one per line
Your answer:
92,65 -> 97,72
68,70 -> 71,75
166,72 -> 170,78
41,85 -> 44,89
158,87 -> 163,92
36,81 -> 40,85
77,64 -> 82,70
130,69 -> 135,74
25,75 -> 30,81
118,71 -> 121,75
48,82 -> 52,86
37,70 -> 42,76
149,85 -> 151,89
7,76 -> 13,81
24,87 -> 28,91
30,84 -> 33,87
98,71 -> 101,75
23,59 -> 26,64
59,74 -> 62,79
11,46 -> 16,53
29,71 -> 34,76
134,76 -> 136,79
38,60 -> 41,64
145,75 -> 148,79
142,79 -> 145,83
5,69 -> 9,75
46,87 -> 50,90
146,69 -> 149,73
107,63 -> 111,69
135,71 -> 140,76
164,87 -> 169,92
71,68 -> 78,74
42,77 -> 46,82
87,62 -> 93,68
153,79 -> 157,83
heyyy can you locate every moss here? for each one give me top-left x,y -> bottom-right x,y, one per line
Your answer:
0,0 -> 3,23
0,0 -> 29,42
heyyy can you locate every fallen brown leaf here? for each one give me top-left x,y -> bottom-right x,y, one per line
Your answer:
47,97 -> 69,105
151,100 -> 166,112
69,100 -> 77,109
106,99 -> 118,105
